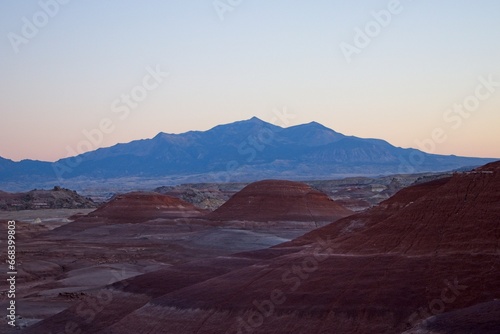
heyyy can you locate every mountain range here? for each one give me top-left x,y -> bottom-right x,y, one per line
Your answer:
0,117 -> 496,190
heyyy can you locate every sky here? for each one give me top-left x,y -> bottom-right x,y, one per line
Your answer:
1,0 -> 499,162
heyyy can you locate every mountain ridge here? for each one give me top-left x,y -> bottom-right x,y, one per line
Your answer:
0,117 -> 497,190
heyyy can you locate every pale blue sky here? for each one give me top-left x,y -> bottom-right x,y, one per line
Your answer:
1,0 -> 499,161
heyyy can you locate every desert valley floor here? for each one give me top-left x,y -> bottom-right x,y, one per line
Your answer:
1,162 -> 500,333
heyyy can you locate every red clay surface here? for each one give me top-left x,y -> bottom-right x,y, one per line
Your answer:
1,183 -> 352,332
208,180 -> 353,222
8,163 -> 500,333
89,191 -> 208,221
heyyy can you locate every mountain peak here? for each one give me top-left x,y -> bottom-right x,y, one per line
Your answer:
0,118 -> 497,186
303,120 -> 338,132
248,116 -> 265,122
233,116 -> 271,127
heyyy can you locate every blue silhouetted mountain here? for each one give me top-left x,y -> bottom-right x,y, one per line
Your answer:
0,117 -> 497,185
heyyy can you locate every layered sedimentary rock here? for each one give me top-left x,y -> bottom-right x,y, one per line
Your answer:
208,180 -> 353,222
20,162 -> 500,334
88,191 -> 207,222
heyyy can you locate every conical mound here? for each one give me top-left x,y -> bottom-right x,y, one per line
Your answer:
208,179 -> 353,222
89,191 -> 206,222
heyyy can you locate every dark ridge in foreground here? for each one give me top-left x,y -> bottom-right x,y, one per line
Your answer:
402,300 -> 500,334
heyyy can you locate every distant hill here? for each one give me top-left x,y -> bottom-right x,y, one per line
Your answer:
0,186 -> 96,211
88,191 -> 206,222
0,117 -> 496,190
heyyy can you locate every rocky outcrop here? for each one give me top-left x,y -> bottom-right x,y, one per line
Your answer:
154,184 -> 240,211
0,186 -> 96,211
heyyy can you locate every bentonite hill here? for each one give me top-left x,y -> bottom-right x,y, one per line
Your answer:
208,179 -> 353,222
15,161 -> 500,334
1,180 -> 353,332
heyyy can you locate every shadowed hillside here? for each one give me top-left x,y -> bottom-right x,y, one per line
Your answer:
21,161 -> 500,333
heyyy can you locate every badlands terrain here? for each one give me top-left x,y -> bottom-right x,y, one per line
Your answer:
0,162 -> 499,333
0,187 -> 96,211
